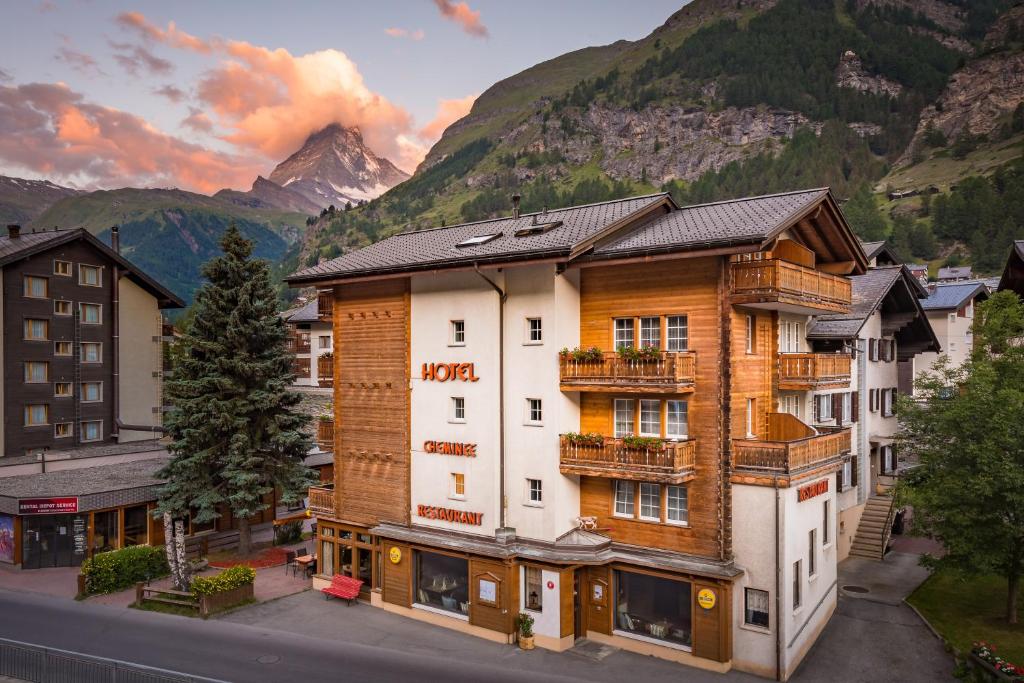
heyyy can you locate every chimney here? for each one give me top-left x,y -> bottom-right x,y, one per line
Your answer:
111,225 -> 120,254
7,224 -> 20,239
511,194 -> 521,219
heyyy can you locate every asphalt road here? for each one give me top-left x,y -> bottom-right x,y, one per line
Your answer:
0,589 -> 581,683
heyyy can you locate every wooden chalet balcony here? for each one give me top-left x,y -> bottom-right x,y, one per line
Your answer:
317,290 -> 333,321
778,352 -> 852,390
316,418 -> 334,451
733,413 -> 851,476
287,334 -> 311,354
559,434 -> 697,484
308,483 -> 335,516
559,351 -> 696,393
317,353 -> 334,388
730,249 -> 851,314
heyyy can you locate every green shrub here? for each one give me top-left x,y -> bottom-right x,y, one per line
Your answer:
275,520 -> 304,545
191,566 -> 256,596
81,545 -> 169,595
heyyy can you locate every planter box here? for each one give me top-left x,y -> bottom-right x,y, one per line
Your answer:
971,653 -> 1024,682
199,583 -> 255,618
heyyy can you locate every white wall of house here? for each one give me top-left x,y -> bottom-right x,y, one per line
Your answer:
519,566 -> 565,647
913,302 -> 974,388
117,278 -> 163,443
292,319 -> 333,387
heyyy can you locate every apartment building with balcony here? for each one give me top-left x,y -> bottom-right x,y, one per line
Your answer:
286,189 -> 867,679
906,280 -> 989,394
282,291 -> 333,387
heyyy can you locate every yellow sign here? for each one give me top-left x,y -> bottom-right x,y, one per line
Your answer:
697,588 -> 716,610
389,547 -> 402,564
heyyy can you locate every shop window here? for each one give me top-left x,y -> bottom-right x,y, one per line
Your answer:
667,315 -> 688,351
93,510 -> 119,553
54,260 -> 72,277
123,505 -> 148,546
81,420 -> 102,442
82,342 -> 102,363
639,483 -> 661,521
79,264 -> 101,287
666,485 -> 688,525
54,300 -> 71,316
24,361 -> 48,383
639,400 -> 660,437
614,570 -> 692,649
614,318 -> 634,350
613,480 -> 635,517
24,318 -> 48,341
80,303 -> 102,324
744,588 -> 770,629
415,550 -> 469,616
450,320 -> 465,346
23,275 -> 48,298
357,548 -> 372,586
666,400 -> 688,439
525,566 -> 543,612
639,316 -> 660,349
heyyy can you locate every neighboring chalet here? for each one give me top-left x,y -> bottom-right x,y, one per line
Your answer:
936,265 -> 972,282
859,240 -> 900,267
997,240 -> 1024,298
282,294 -> 333,388
287,189 -> 871,679
907,281 -> 989,392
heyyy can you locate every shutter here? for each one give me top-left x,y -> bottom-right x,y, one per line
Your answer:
890,339 -> 897,362
870,389 -> 877,412
837,461 -> 844,490
851,391 -> 859,422
832,394 -> 842,426
813,394 -> 820,423
851,455 -> 859,487
869,339 -> 876,361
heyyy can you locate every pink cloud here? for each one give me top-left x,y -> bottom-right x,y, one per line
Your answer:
419,94 -> 476,141
153,84 -> 186,103
384,27 -> 425,40
0,82 -> 262,193
433,0 -> 488,37
55,46 -> 105,77
109,41 -> 174,76
181,107 -> 213,133
116,11 -> 213,53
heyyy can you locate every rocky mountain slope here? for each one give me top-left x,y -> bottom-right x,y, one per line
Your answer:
0,176 -> 82,225
268,124 -> 409,209
214,176 -> 322,215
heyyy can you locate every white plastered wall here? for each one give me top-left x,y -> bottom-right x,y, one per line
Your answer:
117,278 -> 162,442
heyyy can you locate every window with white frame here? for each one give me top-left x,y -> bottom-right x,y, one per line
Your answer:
319,335 -> 331,349
639,316 -> 660,349
526,479 -> 542,505
614,399 -> 635,437
80,420 -> 102,442
54,382 -> 72,397
666,485 -> 688,525
841,459 -> 852,491
613,480 -> 635,517
24,319 -> 48,341
81,342 -> 101,363
882,389 -> 893,416
450,320 -> 465,345
817,394 -> 834,421
780,320 -> 802,353
53,260 -> 71,277
25,404 -> 48,426
81,381 -> 102,403
54,422 -> 72,438
23,275 -> 48,299
746,398 -> 756,437
79,265 -> 101,287
639,483 -> 661,521
639,399 -> 660,437
779,394 -> 801,419
54,300 -> 71,316
525,566 -> 543,612
808,529 -> 817,577
526,398 -> 543,424
823,499 -> 831,545
24,362 -> 48,383
793,560 -> 802,610
54,341 -> 72,356
746,314 -> 756,354
666,315 -> 688,351
450,397 -> 465,422
744,588 -> 770,628
614,318 -> 634,350
841,392 -> 852,423
666,400 -> 688,439
80,303 -> 102,324
526,317 -> 542,344
450,473 -> 465,498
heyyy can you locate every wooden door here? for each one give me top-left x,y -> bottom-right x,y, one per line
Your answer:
469,559 -> 513,634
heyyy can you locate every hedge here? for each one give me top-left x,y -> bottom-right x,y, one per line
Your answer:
191,566 -> 256,596
82,545 -> 169,595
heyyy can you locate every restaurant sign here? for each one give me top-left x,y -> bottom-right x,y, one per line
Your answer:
423,441 -> 477,457
797,479 -> 829,502
417,504 -> 483,526
19,497 -> 79,515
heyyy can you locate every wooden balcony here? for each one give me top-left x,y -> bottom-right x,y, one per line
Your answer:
317,353 -> 334,388
559,351 -> 696,394
778,352 -> 852,390
308,484 -> 335,516
287,334 -> 311,354
316,418 -> 334,451
733,413 -> 850,477
317,291 -> 333,321
559,434 -> 697,484
730,257 -> 851,314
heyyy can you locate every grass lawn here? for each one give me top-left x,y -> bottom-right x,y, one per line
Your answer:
908,569 -> 1024,664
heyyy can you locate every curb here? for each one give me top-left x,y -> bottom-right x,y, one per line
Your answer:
902,599 -> 944,643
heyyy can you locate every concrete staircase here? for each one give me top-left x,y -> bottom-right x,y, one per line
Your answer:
849,494 -> 896,560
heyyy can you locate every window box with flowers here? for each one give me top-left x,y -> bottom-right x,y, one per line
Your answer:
972,642 -> 1024,681
616,345 -> 662,363
559,346 -> 604,363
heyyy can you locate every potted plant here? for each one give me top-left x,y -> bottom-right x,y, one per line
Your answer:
621,435 -> 665,452
564,432 -> 605,448
617,345 -> 661,363
516,612 -> 535,650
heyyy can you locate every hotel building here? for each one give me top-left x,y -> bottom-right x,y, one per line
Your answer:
288,189 -> 883,678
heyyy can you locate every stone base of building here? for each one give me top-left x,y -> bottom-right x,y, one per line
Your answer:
584,630 -> 732,673
370,591 -> 514,645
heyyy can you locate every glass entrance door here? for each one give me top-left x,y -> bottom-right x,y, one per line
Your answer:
22,515 -> 83,569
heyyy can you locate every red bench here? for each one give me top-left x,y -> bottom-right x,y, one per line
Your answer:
321,575 -> 363,605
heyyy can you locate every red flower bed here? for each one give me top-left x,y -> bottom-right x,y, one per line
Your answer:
209,546 -> 290,569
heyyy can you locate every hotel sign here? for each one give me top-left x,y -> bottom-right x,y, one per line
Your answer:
423,441 -> 477,457
417,504 -> 483,526
421,363 -> 480,382
19,497 -> 79,515
797,479 -> 829,502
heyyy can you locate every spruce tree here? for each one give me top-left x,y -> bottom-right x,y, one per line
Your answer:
158,225 -> 313,556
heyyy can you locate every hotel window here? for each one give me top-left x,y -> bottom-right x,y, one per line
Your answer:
81,420 -> 102,442
24,318 -> 48,341
450,320 -> 465,345
639,400 -> 660,437
23,275 -> 48,298
639,316 -> 660,349
744,588 -> 770,629
666,315 -> 688,351
613,480 -> 635,517
82,342 -> 102,363
415,550 -> 469,616
841,459 -> 853,491
808,529 -> 817,577
526,317 -> 542,344
746,398 -> 756,438
614,318 -> 634,350
319,335 -> 331,349
81,381 -> 103,403
614,570 -> 692,649
526,398 -> 543,425
54,260 -> 71,276
780,320 -> 802,353
746,314 -> 756,354
882,388 -> 894,416
666,400 -> 688,439
54,341 -> 72,356
816,394 -> 834,422
823,499 -> 831,545
793,560 -> 802,610
780,394 -> 801,419
841,392 -> 853,423
614,399 -> 635,437
54,382 -> 72,398
54,300 -> 71,316
667,485 -> 688,525
80,303 -> 101,324
525,566 -> 543,612
639,483 -> 661,521
527,478 -> 542,505
24,404 -> 48,426
450,473 -> 465,499
450,397 -> 465,423
54,422 -> 72,439
79,264 -> 101,287
24,361 -> 48,383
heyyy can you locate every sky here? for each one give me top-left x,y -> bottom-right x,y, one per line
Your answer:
0,0 -> 686,194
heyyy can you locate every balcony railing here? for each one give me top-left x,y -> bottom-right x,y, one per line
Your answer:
559,351 -> 696,392
733,413 -> 851,475
317,354 -> 334,388
317,291 -> 333,321
730,257 -> 852,313
316,418 -> 334,451
778,352 -> 852,390
287,335 -> 312,354
308,483 -> 335,516
559,434 -> 697,483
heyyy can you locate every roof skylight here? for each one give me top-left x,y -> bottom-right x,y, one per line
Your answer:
455,233 -> 501,248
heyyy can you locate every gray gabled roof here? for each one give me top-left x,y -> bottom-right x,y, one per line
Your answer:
921,281 -> 989,310
283,298 -> 319,323
937,265 -> 972,280
286,193 -> 672,284
809,266 -> 905,338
